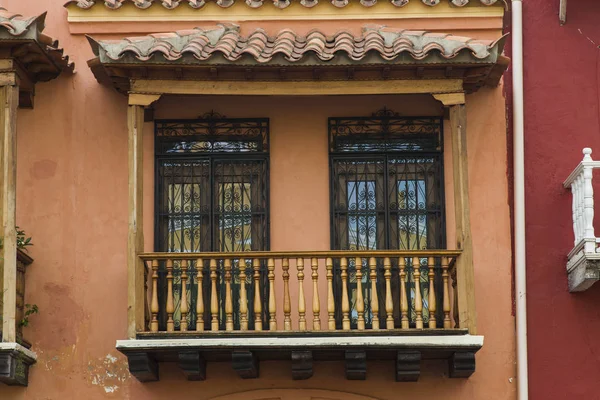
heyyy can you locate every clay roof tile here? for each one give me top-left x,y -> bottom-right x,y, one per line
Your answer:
90,24 -> 504,65
0,7 -> 74,81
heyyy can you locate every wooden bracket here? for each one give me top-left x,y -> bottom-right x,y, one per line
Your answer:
291,350 -> 313,380
345,350 -> 366,380
178,351 -> 206,381
126,352 -> 158,382
433,92 -> 466,106
449,352 -> 476,378
128,93 -> 162,107
395,351 -> 421,382
232,351 -> 258,379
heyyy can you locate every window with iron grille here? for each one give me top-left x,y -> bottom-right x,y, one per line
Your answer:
329,109 -> 446,329
154,113 -> 270,331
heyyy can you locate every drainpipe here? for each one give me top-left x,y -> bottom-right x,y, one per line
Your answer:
512,0 -> 529,399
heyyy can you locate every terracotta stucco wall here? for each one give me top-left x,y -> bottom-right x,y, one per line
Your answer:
0,0 -> 514,398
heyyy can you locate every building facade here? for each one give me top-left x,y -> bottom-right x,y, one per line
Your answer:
524,0 -> 600,399
0,0 -> 516,399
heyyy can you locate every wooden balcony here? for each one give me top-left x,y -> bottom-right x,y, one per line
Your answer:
117,250 -> 482,382
0,249 -> 36,387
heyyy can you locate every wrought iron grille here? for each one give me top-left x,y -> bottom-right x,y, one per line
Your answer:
329,109 -> 446,329
154,113 -> 270,331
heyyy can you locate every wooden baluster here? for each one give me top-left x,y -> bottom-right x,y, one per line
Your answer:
210,259 -> 219,331
239,260 -> 248,331
224,259 -> 234,331
413,257 -> 423,329
326,258 -> 335,330
428,257 -> 437,329
150,260 -> 159,332
442,257 -> 451,329
196,259 -> 204,331
180,260 -> 189,331
253,258 -> 263,331
166,259 -> 175,332
341,257 -> 351,331
384,257 -> 393,329
356,257 -> 365,330
399,257 -> 409,329
452,265 -> 459,328
297,258 -> 307,331
282,258 -> 292,331
369,257 -> 379,330
311,258 -> 321,331
268,258 -> 277,331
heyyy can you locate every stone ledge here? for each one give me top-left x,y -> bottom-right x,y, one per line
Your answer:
567,251 -> 600,292
117,334 -> 483,382
0,343 -> 37,386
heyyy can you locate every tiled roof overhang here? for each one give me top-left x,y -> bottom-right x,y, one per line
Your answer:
87,24 -> 509,94
0,8 -> 74,107
67,0 -> 502,9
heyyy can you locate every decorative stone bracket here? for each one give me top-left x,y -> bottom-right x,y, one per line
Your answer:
0,343 -> 36,386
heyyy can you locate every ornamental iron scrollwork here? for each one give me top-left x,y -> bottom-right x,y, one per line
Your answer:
329,108 -> 441,153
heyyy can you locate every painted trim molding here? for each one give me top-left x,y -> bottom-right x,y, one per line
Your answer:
65,1 -> 504,23
117,334 -> 484,350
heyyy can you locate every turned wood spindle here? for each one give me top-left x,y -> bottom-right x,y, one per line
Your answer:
282,258 -> 292,331
442,257 -> 451,329
224,259 -> 234,331
166,259 -> 175,332
452,266 -> 459,328
326,258 -> 335,330
253,258 -> 263,331
210,259 -> 218,331
196,259 -> 204,331
341,257 -> 351,331
384,257 -> 393,329
399,257 -> 409,329
150,260 -> 159,332
369,257 -> 379,330
180,260 -> 189,331
428,257 -> 437,329
268,258 -> 277,331
311,258 -> 321,331
356,257 -> 365,330
239,260 -> 248,331
413,257 -> 423,329
297,258 -> 307,331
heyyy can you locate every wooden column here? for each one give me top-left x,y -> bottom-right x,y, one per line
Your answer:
127,94 -> 160,339
438,94 -> 477,335
0,82 -> 18,343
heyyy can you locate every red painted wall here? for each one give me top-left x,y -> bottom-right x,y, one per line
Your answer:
524,0 -> 600,398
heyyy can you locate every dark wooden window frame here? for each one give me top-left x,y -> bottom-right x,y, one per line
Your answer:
328,110 -> 446,329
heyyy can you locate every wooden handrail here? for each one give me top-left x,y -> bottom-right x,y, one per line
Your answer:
140,250 -> 462,260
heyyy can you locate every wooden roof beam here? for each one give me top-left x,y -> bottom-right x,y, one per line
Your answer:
130,79 -> 464,96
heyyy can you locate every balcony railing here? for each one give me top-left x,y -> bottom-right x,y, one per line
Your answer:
138,250 -> 463,334
0,249 -> 32,345
119,249 -> 482,382
0,249 -> 36,387
564,148 -> 600,291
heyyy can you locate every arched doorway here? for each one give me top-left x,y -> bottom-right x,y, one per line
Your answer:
210,389 -> 381,400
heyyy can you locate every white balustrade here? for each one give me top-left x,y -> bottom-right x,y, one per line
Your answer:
564,148 -> 600,291
564,148 -> 600,254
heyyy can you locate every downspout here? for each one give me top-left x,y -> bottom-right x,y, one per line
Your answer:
512,0 -> 529,399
